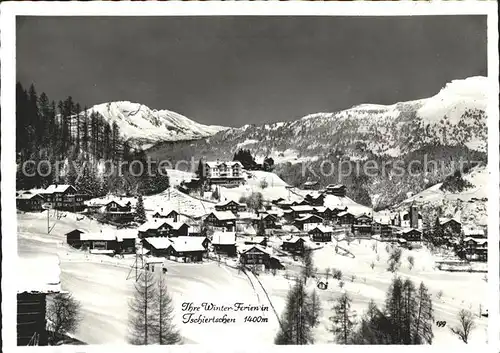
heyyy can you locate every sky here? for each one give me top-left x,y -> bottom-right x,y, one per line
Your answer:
17,16 -> 487,127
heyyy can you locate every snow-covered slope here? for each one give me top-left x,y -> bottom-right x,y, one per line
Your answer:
171,76 -> 488,161
86,101 -> 228,148
394,164 -> 488,226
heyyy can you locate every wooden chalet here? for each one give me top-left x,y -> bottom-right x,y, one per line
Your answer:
309,225 -> 334,242
337,211 -> 355,226
282,236 -> 306,254
16,192 -> 45,212
40,184 -> 86,211
116,232 -> 137,254
204,211 -> 237,231
65,229 -> 86,247
439,218 -> 462,235
372,221 -> 393,238
462,225 -> 485,239
166,236 -> 209,262
153,209 -> 180,222
294,214 -> 324,231
239,245 -> 283,269
290,205 -> 315,219
324,184 -> 346,197
253,213 -> 278,229
211,231 -> 237,257
303,181 -> 319,190
304,193 -> 325,206
17,256 -> 62,346
352,214 -> 373,236
103,200 -> 134,223
463,237 -> 487,261
398,228 -> 422,242
215,200 -> 246,214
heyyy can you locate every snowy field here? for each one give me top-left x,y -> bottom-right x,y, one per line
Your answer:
17,211 -> 487,345
257,238 -> 488,345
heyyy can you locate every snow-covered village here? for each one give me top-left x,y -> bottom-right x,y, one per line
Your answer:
11,13 -> 495,348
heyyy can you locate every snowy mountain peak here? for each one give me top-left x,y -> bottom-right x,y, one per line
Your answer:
86,101 -> 228,148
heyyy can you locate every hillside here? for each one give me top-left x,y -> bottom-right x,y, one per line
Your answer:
392,164 -> 488,226
86,101 -> 227,148
149,76 -> 488,162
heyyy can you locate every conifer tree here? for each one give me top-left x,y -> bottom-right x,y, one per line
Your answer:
274,279 -> 313,345
152,275 -> 182,345
128,270 -> 157,345
135,194 -> 147,223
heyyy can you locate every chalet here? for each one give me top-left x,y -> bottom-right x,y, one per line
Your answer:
138,219 -> 189,238
324,184 -> 346,197
282,236 -> 306,254
276,200 -> 294,210
244,236 -> 267,247
294,214 -> 324,231
352,214 -> 373,236
142,237 -> 173,257
309,225 -> 334,242
305,193 -> 325,206
152,209 -> 180,222
239,245 -> 283,269
462,225 -> 485,239
211,231 -> 237,257
80,232 -> 117,255
398,228 -> 422,242
254,213 -> 279,229
463,237 -> 487,261
439,218 -> 462,236
17,256 -> 61,346
303,181 -> 319,190
203,160 -> 244,185
271,197 -> 285,205
290,205 -> 315,219
372,220 -> 392,238
204,211 -> 237,231
293,199 -> 311,207
337,211 -> 355,226
165,236 -> 209,262
103,200 -> 134,223
16,192 -> 45,212
116,232 -> 137,254
215,200 -> 246,214
65,229 -> 86,247
40,184 -> 85,211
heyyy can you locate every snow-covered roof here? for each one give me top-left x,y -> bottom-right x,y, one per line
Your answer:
216,200 -> 245,207
303,181 -> 318,186
90,249 -> 115,255
337,211 -> 352,217
281,224 -> 301,233
144,237 -> 173,250
295,214 -> 322,222
238,212 -> 259,220
326,184 -> 345,189
401,228 -> 421,234
170,236 -> 207,252
18,256 -> 61,294
65,228 -> 86,235
80,232 -> 117,241
439,217 -> 461,226
462,226 -> 484,237
16,192 -> 43,200
290,205 -> 314,212
116,230 -> 137,241
313,206 -> 327,213
44,184 -> 76,193
209,211 -> 237,221
212,232 -> 236,245
240,244 -> 272,256
283,236 -> 305,244
206,161 -> 243,168
463,237 -> 488,244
